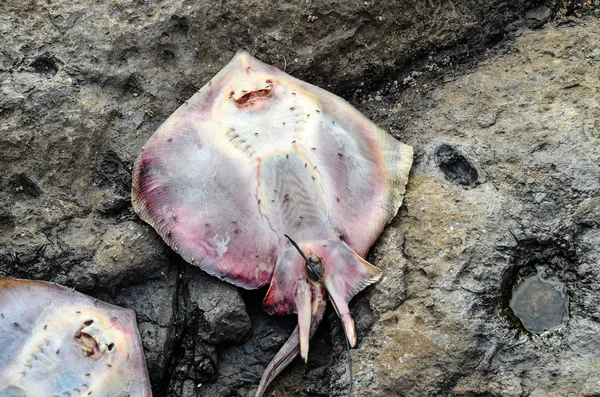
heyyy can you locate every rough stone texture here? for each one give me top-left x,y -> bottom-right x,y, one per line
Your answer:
2,0 -> 600,396
186,269 -> 252,345
329,17 -> 600,397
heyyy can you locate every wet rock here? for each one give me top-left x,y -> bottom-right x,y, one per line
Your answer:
96,192 -> 129,215
186,270 -> 252,345
89,221 -> 166,289
200,306 -> 300,397
509,267 -> 570,334
167,332 -> 218,394
367,227 -> 408,313
9,0 -> 539,95
8,173 -> 42,198
168,286 -> 304,397
28,55 -> 61,76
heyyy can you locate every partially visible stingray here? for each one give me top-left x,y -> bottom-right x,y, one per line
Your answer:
0,278 -> 152,397
132,50 -> 413,395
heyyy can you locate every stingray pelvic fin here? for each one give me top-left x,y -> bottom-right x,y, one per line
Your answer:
321,240 -> 383,347
263,238 -> 381,361
256,281 -> 326,397
262,247 -> 316,362
294,279 -> 312,361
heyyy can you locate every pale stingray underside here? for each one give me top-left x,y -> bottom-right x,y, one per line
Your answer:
0,278 -> 152,397
132,51 -> 413,396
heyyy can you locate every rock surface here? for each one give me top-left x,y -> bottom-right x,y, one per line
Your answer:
337,16 -> 600,397
1,0 -> 600,396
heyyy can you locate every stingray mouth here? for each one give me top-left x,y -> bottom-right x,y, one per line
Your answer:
231,82 -> 273,108
75,329 -> 101,357
74,319 -> 114,357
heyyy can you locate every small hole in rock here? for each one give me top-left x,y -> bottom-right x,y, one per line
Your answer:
435,144 -> 479,188
9,173 -> 42,198
123,74 -> 144,96
107,343 -> 114,351
30,57 -> 59,76
83,319 -> 94,326
160,49 -> 176,65
499,236 -> 576,335
509,266 -> 569,334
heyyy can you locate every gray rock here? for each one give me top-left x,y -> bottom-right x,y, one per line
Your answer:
4,1 -> 600,397
187,270 -> 252,345
573,197 -> 600,227
525,6 -> 553,28
105,268 -> 180,390
328,18 -> 600,397
89,221 -> 167,289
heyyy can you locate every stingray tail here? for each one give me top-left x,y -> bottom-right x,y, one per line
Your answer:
320,240 -> 382,347
255,282 -> 327,397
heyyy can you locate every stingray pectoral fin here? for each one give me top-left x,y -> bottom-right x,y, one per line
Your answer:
321,241 -> 383,347
256,283 -> 326,397
295,280 -> 312,362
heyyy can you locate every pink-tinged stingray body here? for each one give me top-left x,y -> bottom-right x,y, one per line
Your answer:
0,278 -> 152,397
132,51 -> 413,395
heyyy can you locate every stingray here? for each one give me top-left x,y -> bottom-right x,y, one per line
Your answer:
131,51 -> 413,395
0,278 -> 152,397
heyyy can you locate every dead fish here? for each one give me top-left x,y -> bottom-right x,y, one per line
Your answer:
131,50 -> 413,395
0,278 -> 152,397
